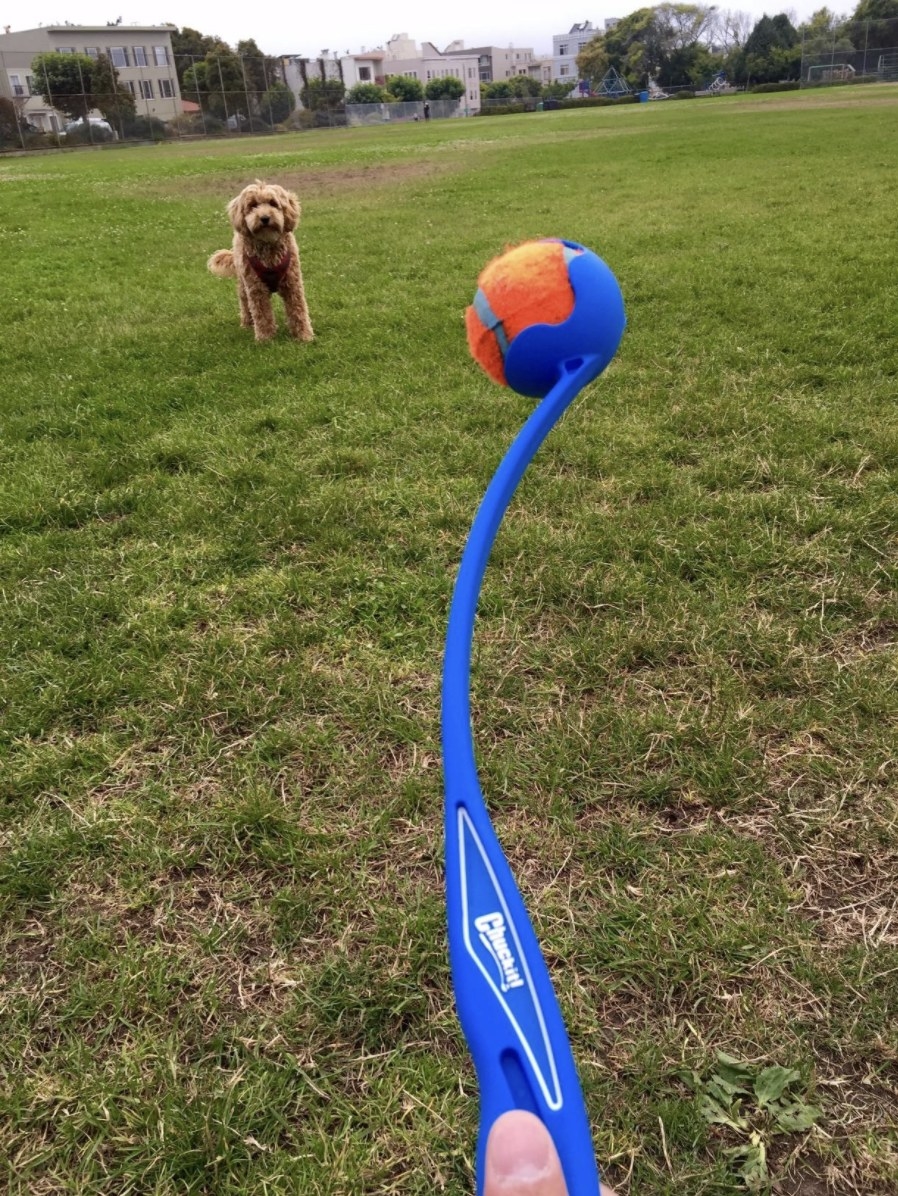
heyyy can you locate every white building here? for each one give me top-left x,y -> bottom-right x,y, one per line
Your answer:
338,50 -> 387,91
0,24 -> 181,132
552,20 -> 600,85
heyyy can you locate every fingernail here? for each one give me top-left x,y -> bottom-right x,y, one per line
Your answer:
488,1113 -> 553,1182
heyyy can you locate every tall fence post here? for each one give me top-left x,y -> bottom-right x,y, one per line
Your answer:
216,56 -> 231,128
240,54 -> 252,132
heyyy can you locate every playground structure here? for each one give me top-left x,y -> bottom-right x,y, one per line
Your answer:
596,66 -> 631,97
697,71 -> 737,95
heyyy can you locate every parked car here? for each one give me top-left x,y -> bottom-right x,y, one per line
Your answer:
63,118 -> 116,140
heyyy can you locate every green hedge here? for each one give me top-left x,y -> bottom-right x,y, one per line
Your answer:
750,81 -> 800,93
476,94 -> 638,117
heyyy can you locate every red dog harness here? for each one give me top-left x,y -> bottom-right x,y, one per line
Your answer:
248,246 -> 292,293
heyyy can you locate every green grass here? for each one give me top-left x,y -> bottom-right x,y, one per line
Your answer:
2,85 -> 897,1194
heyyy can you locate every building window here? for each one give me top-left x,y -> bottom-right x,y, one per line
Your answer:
25,74 -> 34,95
159,78 -> 174,98
139,79 -> 154,99
153,45 -> 169,66
9,72 -> 24,96
558,43 -> 568,56
126,80 -> 135,95
133,46 -> 148,67
57,46 -> 76,54
560,65 -> 570,76
468,67 -> 473,78
109,47 -> 129,67
358,65 -> 371,81
84,46 -> 99,57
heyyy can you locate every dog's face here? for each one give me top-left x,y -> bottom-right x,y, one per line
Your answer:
228,181 -> 300,242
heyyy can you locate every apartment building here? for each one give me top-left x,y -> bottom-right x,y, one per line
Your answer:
0,24 -> 181,131
552,20 -> 600,85
443,42 -> 537,84
381,34 -> 480,112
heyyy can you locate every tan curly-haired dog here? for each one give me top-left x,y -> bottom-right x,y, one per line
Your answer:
208,181 -> 314,343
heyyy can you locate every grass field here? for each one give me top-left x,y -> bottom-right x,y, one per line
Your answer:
2,85 -> 897,1195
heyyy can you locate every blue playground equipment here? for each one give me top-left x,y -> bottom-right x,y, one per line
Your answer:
596,66 -> 631,97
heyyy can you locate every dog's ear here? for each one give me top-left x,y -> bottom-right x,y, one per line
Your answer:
228,186 -> 255,233
227,190 -> 249,233
280,188 -> 300,232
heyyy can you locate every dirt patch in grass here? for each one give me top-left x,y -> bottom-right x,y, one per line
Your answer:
149,158 -> 458,204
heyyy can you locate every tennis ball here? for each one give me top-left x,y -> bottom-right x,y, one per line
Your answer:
465,239 -> 626,399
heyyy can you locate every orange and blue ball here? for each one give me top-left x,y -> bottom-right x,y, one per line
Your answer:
465,239 -> 626,399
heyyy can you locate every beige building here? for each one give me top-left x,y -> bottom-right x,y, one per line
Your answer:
527,57 -> 556,86
0,24 -> 181,132
382,34 -> 481,112
444,42 -> 537,84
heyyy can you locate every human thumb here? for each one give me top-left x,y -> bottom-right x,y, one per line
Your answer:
483,1110 -> 568,1196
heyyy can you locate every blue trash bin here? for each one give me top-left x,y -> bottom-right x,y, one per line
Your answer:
638,90 -> 649,103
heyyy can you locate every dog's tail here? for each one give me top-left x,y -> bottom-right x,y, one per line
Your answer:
207,249 -> 236,278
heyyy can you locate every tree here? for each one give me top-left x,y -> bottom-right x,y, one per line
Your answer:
851,0 -> 898,17
261,81 -> 295,123
542,80 -> 577,99
90,52 -> 135,129
31,52 -> 95,124
847,0 -> 898,48
482,79 -> 514,99
577,36 -> 611,87
799,8 -> 855,56
510,74 -> 543,97
385,74 -> 424,101
183,42 -> 246,119
346,82 -> 389,103
709,7 -> 754,52
733,13 -> 801,82
425,76 -> 465,99
0,96 -> 23,145
300,77 -> 345,110
598,4 -> 721,87
169,26 -> 219,89
236,37 -> 282,104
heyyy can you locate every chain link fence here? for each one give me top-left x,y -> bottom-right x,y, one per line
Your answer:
800,17 -> 898,86
0,51 -> 472,152
345,98 -> 463,126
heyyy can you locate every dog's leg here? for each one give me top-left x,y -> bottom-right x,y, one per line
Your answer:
244,276 -> 278,342
282,260 -> 315,343
237,279 -> 253,329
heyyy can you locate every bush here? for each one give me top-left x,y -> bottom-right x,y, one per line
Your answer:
672,90 -> 696,99
556,95 -> 639,108
476,94 -> 639,117
285,109 -> 318,130
750,81 -> 800,92
122,115 -> 171,140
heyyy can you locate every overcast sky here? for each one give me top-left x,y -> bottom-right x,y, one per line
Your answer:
12,2 -> 825,59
